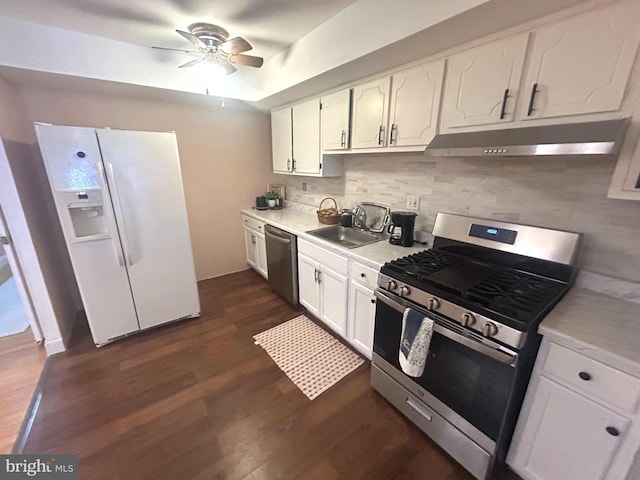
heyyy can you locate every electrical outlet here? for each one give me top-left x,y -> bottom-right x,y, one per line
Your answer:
406,195 -> 420,211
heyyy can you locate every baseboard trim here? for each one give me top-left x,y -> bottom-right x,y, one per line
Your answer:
44,337 -> 65,355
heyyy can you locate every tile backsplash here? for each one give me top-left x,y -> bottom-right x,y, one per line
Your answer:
277,153 -> 640,283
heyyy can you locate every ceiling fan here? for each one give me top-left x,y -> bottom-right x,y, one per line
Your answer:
153,23 -> 264,75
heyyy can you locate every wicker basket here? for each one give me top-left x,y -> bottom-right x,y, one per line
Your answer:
317,197 -> 341,225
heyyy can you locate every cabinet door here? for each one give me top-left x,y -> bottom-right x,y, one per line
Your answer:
271,107 -> 292,173
255,233 -> 268,279
318,266 -> 348,336
298,253 -> 320,317
389,60 -> 445,147
510,376 -> 629,480
348,281 -> 376,359
243,227 -> 257,269
351,77 -> 391,149
292,98 -> 321,174
321,89 -> 351,151
442,34 -> 529,130
518,3 -> 640,121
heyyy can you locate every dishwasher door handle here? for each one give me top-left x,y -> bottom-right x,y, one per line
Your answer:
265,228 -> 291,244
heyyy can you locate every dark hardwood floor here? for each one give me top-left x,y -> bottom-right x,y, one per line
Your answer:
21,269 -> 477,479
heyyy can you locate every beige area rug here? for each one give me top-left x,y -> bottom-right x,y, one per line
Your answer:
253,315 -> 364,400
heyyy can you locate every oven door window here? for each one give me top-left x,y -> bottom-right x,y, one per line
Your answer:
374,299 -> 514,441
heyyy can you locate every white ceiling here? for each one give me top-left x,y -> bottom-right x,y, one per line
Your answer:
0,0 -> 597,107
0,0 -> 357,60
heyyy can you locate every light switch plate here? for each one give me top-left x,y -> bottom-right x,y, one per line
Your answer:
406,195 -> 420,211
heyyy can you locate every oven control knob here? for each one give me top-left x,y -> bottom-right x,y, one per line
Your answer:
400,286 -> 411,297
481,322 -> 499,337
387,280 -> 397,291
427,298 -> 440,311
461,312 -> 476,327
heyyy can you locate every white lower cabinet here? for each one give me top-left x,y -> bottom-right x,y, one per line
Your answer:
508,339 -> 640,480
347,280 -> 376,359
242,214 -> 267,278
297,239 -> 348,336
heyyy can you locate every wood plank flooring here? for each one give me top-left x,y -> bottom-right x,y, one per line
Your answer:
21,270 -> 477,479
0,328 -> 46,453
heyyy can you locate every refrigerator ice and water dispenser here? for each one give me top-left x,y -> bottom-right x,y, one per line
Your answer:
64,189 -> 108,239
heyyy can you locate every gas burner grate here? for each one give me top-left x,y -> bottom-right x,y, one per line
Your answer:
382,250 -> 458,281
466,270 -> 565,321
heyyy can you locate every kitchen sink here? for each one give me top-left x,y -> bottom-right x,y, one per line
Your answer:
306,225 -> 388,249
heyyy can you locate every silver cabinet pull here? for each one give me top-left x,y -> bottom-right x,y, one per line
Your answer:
287,158 -> 291,171
390,123 -> 397,144
527,83 -> 538,116
378,125 -> 384,145
340,129 -> 346,148
500,89 -> 510,120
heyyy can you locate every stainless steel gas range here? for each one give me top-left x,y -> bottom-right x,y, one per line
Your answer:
371,213 -> 582,480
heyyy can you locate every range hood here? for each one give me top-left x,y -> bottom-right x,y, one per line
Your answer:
424,118 -> 630,157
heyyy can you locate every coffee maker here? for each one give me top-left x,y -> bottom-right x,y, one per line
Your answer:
387,211 -> 417,246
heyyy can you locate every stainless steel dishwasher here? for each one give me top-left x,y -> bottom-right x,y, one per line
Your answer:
264,224 -> 298,305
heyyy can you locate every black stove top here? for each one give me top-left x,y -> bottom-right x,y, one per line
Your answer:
381,249 -> 567,328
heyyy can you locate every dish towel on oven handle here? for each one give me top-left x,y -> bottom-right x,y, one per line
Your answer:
399,307 -> 434,377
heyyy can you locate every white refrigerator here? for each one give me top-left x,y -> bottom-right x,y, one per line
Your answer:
35,124 -> 200,345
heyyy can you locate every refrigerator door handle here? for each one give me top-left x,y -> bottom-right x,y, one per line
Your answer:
105,163 -> 134,266
96,162 -> 125,267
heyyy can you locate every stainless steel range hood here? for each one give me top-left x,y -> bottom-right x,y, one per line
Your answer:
424,118 -> 630,157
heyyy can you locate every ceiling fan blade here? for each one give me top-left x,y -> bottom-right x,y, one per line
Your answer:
176,29 -> 207,49
220,37 -> 252,54
219,61 -> 237,75
178,59 -> 203,69
152,46 -> 196,54
229,54 -> 264,68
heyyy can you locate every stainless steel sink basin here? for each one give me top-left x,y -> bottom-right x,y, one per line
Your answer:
306,225 -> 388,249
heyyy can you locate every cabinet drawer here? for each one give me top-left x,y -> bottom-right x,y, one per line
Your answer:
298,238 -> 348,275
543,343 -> 640,412
242,215 -> 265,233
350,262 -> 379,289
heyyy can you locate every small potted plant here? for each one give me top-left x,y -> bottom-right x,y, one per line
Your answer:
264,191 -> 280,208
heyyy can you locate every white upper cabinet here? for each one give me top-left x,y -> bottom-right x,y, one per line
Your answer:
271,107 -> 292,173
389,60 -> 445,147
351,77 -> 391,149
321,89 -> 351,151
271,100 -> 342,177
441,34 -> 529,130
519,2 -> 640,121
292,98 -> 321,175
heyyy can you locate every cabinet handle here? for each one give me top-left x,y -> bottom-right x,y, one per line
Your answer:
606,426 -> 620,437
378,125 -> 384,145
340,129 -> 346,148
370,299 -> 376,304
287,158 -> 291,171
317,270 -> 322,284
360,273 -> 366,278
527,83 -> 538,116
292,158 -> 296,171
251,234 -> 256,245
314,268 -> 318,283
499,88 -> 509,120
578,371 -> 591,381
389,123 -> 397,145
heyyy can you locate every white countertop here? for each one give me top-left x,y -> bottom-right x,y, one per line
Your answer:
539,287 -> 640,377
241,207 -> 428,269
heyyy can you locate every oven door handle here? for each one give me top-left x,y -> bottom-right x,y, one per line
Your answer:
374,290 -> 518,367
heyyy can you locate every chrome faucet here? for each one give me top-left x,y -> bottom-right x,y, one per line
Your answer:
352,204 -> 367,230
